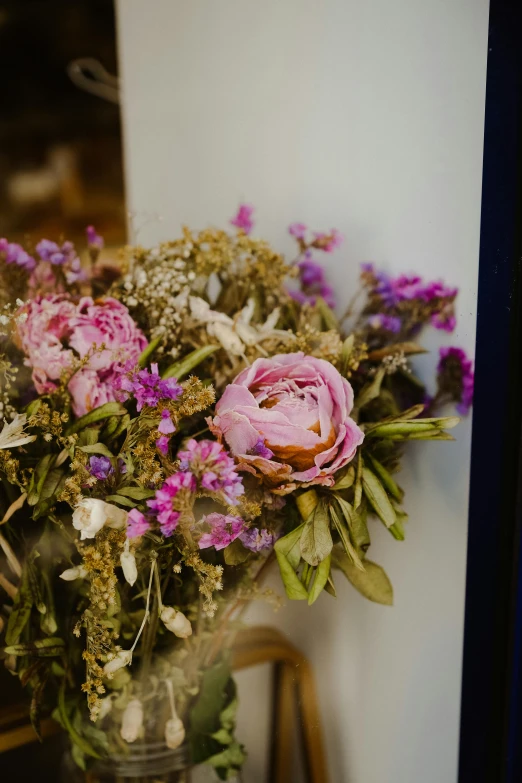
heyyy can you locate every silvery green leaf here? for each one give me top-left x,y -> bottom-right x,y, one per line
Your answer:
362,467 -> 396,528
332,465 -> 355,490
333,549 -> 393,605
275,551 -> 308,601
300,500 -> 333,567
334,495 -> 370,554
329,503 -> 365,571
355,367 -> 385,410
274,523 -> 305,570
366,454 -> 403,502
66,402 -> 127,435
308,554 -> 332,605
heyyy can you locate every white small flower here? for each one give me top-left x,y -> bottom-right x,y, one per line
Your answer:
0,414 -> 36,450
160,607 -> 192,638
207,320 -> 245,356
72,498 -> 127,540
120,540 -> 137,586
103,649 -> 132,677
59,565 -> 88,581
165,717 -> 185,749
96,695 -> 114,722
120,698 -> 143,743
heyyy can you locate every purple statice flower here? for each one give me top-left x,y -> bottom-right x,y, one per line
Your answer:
127,508 -> 151,539
156,435 -> 170,455
247,439 -> 274,460
288,222 -> 307,240
313,229 -> 344,253
147,471 -> 197,537
117,363 -> 182,411
298,257 -> 326,287
437,346 -> 474,415
178,438 -> 244,505
239,527 -> 276,553
230,203 -> 254,234
86,225 -> 104,250
88,455 -> 113,480
158,408 -> 175,434
0,239 -> 36,271
289,254 -> 336,309
198,513 -> 246,551
431,308 -> 457,333
367,314 -> 402,333
36,238 -> 77,266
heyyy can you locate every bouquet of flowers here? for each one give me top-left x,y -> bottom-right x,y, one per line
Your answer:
0,207 -> 473,779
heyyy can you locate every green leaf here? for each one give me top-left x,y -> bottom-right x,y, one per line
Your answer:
275,550 -> 308,600
224,539 -> 250,565
315,296 -> 339,331
389,520 -> 406,540
138,335 -> 163,367
362,467 -> 396,528
58,685 -> 101,759
190,661 -> 231,736
332,465 -> 355,490
163,345 -> 219,380
28,454 -> 55,506
274,523 -> 305,570
341,334 -> 355,374
354,452 -> 363,509
78,443 -> 114,458
66,402 -> 127,435
329,503 -> 365,571
5,567 -> 33,645
355,367 -> 385,410
366,455 -> 403,502
300,499 -> 333,567
324,571 -> 337,598
334,495 -> 370,553
367,417 -> 459,439
333,550 -> 394,605
4,637 -> 65,657
104,494 -> 137,508
77,428 -> 98,447
308,554 -> 332,605
116,486 -> 156,500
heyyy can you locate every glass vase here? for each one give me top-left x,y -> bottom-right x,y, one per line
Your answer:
62,742 -> 194,782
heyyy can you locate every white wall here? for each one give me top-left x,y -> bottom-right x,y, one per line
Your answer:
116,2 -> 489,781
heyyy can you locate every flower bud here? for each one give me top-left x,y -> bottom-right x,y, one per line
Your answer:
103,649 -> 132,677
165,716 -> 185,749
60,565 -> 88,581
97,695 -> 113,721
120,541 -> 137,586
120,698 -> 143,743
160,607 -> 192,638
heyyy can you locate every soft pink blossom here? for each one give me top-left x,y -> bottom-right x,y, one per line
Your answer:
198,513 -> 246,551
211,353 -> 364,491
16,295 -> 147,417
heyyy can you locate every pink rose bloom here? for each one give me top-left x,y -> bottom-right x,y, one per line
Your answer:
17,295 -> 147,417
16,295 -> 77,393
69,297 -> 147,372
210,352 -> 364,490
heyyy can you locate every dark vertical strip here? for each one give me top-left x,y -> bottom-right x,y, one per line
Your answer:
459,1 -> 522,781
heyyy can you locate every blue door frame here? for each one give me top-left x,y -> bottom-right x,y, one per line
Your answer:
458,0 -> 522,781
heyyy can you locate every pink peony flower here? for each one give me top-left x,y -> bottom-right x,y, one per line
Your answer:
210,352 -> 364,491
16,295 -> 147,417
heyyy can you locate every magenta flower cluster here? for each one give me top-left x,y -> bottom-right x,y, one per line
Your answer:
0,239 -> 36,271
178,439 -> 244,506
290,254 -> 336,309
116,364 -> 182,411
127,440 -> 245,540
198,513 -> 276,553
361,263 -> 458,332
230,204 -> 255,235
437,346 -> 474,415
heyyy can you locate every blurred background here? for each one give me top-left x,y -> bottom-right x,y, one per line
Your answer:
0,0 -> 125,248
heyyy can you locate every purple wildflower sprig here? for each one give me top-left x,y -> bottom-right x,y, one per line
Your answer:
0,239 -> 36,272
116,363 -> 183,454
434,346 -> 474,415
360,262 -> 458,337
